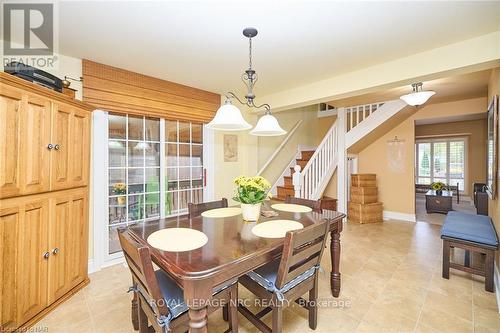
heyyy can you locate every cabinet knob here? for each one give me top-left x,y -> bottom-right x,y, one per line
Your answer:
47,144 -> 54,150
43,251 -> 50,259
54,144 -> 60,150
52,247 -> 60,255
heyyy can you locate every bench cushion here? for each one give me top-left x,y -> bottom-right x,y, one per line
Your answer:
441,211 -> 499,247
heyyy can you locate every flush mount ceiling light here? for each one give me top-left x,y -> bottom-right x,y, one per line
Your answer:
400,82 -> 436,106
206,28 -> 286,136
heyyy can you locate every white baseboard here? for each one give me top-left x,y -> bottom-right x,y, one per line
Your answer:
495,262 -> 500,313
88,259 -> 97,274
383,210 -> 416,222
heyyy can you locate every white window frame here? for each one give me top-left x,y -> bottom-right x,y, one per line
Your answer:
91,111 -> 214,271
415,136 -> 468,194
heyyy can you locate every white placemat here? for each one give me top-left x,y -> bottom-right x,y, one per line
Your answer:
201,207 -> 242,218
251,220 -> 304,238
147,228 -> 208,252
271,203 -> 313,213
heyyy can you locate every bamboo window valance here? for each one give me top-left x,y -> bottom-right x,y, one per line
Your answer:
82,59 -> 220,123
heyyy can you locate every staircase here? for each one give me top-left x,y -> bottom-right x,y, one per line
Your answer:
275,150 -> 315,200
270,99 -> 408,209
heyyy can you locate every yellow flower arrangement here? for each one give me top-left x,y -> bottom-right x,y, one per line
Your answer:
430,181 -> 446,191
233,176 -> 271,204
112,182 -> 127,195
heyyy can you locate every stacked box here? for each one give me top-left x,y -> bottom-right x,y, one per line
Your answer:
348,174 -> 383,224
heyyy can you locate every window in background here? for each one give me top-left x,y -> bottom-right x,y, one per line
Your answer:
108,114 -> 160,254
165,121 -> 204,216
415,138 -> 466,192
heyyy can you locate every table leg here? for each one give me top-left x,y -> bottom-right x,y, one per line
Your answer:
188,306 -> 209,333
184,279 -> 212,333
330,225 -> 341,298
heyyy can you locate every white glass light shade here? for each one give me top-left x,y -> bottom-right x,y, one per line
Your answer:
134,142 -> 150,150
206,102 -> 252,131
249,114 -> 287,136
400,90 -> 436,106
108,141 -> 124,148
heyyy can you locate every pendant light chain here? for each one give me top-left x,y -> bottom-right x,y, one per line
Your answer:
248,37 -> 253,70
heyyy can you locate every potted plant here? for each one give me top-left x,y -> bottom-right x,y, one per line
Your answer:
430,181 -> 446,195
112,182 -> 127,205
233,176 -> 271,221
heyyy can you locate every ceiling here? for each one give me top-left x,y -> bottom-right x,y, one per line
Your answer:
53,1 -> 500,97
328,70 -> 492,107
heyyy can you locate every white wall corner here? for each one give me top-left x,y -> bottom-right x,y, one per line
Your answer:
383,210 -> 417,222
495,262 -> 500,313
88,259 -> 98,274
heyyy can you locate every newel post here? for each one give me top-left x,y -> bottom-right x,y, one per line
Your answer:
292,165 -> 302,198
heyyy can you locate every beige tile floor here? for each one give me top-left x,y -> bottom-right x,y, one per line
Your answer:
37,220 -> 500,333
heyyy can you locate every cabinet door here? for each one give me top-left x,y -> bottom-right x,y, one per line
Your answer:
50,103 -> 90,190
50,103 -> 72,191
0,86 -> 23,198
68,108 -> 90,188
0,86 -> 52,199
48,189 -> 88,303
0,198 -> 49,328
20,94 -> 52,195
0,205 -> 20,328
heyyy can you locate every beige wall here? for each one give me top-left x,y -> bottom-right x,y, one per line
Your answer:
415,119 -> 487,194
324,170 -> 337,199
356,97 -> 487,215
213,107 -> 258,205
487,68 -> 500,268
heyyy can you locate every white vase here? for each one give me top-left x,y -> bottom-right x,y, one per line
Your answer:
241,203 -> 262,221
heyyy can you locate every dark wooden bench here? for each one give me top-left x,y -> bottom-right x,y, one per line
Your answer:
441,211 -> 499,292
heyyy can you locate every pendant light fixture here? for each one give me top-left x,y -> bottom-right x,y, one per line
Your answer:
400,82 -> 436,106
206,28 -> 286,136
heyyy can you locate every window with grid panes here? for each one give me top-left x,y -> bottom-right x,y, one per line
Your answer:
415,138 -> 466,192
107,114 -> 204,254
165,120 -> 204,216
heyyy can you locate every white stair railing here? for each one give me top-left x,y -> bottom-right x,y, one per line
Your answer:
293,121 -> 338,200
345,102 -> 384,132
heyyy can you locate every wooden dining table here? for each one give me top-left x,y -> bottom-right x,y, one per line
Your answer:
125,206 -> 345,333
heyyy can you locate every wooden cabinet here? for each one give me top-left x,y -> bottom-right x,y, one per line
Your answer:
68,108 -> 90,188
0,86 -> 23,198
21,93 -> 52,195
0,73 -> 92,331
0,80 -> 90,198
50,102 -> 90,190
0,197 -> 49,329
48,189 -> 88,303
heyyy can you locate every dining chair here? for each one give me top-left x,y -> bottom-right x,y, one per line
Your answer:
238,221 -> 330,333
118,229 -> 238,333
188,197 -> 229,218
285,195 -> 322,213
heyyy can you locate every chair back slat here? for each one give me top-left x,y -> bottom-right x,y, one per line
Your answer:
288,241 -> 324,268
275,221 -> 329,289
285,196 -> 322,212
292,223 -> 328,248
188,198 -> 228,218
285,255 -> 322,282
118,229 -> 170,318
